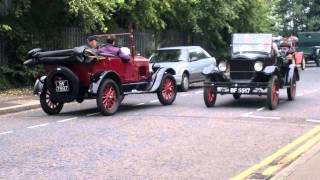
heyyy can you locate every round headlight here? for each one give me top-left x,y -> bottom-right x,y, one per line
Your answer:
218,62 -> 227,72
254,61 -> 264,72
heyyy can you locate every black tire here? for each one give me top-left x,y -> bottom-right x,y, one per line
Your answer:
301,57 -> 306,70
233,93 -> 241,100
96,79 -> 120,116
46,66 -> 79,103
287,73 -> 297,101
203,78 -> 217,107
179,73 -> 189,92
267,75 -> 279,110
157,73 -> 177,105
40,85 -> 64,115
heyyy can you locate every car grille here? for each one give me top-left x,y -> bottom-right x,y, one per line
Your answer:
229,60 -> 254,80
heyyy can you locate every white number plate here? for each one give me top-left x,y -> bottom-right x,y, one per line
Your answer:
230,88 -> 251,94
55,80 -> 69,92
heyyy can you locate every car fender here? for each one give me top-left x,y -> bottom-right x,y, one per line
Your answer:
201,65 -> 219,76
148,67 -> 176,92
286,64 -> 300,85
89,71 -> 121,94
263,66 -> 280,77
33,76 -> 46,95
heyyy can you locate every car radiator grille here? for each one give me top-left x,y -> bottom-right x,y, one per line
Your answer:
229,60 -> 254,80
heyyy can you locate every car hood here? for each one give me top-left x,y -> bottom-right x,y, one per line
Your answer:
149,62 -> 186,71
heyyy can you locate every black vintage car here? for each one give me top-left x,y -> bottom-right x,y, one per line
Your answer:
202,33 -> 300,110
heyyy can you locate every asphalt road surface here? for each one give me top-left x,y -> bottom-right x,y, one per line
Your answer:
1,65 -> 320,179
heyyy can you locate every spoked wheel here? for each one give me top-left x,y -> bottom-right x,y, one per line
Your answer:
179,73 -> 189,92
40,86 -> 64,115
203,84 -> 217,107
267,76 -> 279,110
301,57 -> 306,70
287,73 -> 297,101
233,93 -> 241,100
97,79 -> 120,116
157,73 -> 177,105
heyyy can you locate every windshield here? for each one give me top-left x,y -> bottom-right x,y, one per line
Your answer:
150,49 -> 187,63
232,34 -> 272,54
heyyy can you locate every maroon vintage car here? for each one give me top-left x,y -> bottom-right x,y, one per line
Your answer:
24,33 -> 177,116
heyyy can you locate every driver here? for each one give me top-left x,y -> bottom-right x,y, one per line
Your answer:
98,35 -> 131,61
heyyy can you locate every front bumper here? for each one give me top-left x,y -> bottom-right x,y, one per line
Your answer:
204,81 -> 269,95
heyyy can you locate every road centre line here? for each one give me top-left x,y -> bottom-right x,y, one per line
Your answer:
262,131 -> 320,177
246,115 -> 280,120
150,100 -> 158,103
136,103 -> 145,106
27,123 -> 49,129
306,119 -> 320,123
231,126 -> 320,180
241,112 -> 254,117
0,131 -> 13,136
257,107 -> 265,112
58,117 -> 78,123
181,93 -> 191,97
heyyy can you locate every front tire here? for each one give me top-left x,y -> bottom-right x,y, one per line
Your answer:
157,73 -> 177,105
287,73 -> 297,101
203,84 -> 217,107
233,93 -> 241,100
97,79 -> 120,116
267,76 -> 279,110
179,73 -> 189,92
40,86 -> 64,115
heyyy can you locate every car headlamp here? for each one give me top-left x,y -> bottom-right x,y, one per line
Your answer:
218,62 -> 227,72
254,61 -> 264,72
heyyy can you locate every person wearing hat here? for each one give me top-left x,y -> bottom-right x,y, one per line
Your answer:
86,35 -> 98,49
98,35 -> 131,61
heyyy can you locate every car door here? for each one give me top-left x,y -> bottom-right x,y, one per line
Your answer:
188,48 -> 204,82
198,48 -> 216,81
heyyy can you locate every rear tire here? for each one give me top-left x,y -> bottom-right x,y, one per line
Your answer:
233,93 -> 241,100
97,79 -> 120,116
40,86 -> 64,115
203,81 -> 217,107
267,76 -> 279,110
287,73 -> 297,101
179,73 -> 189,92
301,57 -> 306,70
157,73 -> 177,105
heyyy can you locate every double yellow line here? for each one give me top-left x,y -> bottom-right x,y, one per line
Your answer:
231,125 -> 320,180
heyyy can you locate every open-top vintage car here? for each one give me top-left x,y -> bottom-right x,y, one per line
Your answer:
24,33 -> 177,116
202,33 -> 300,110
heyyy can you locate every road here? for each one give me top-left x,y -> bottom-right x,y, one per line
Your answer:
0,65 -> 320,179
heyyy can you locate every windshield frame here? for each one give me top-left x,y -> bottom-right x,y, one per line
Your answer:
232,34 -> 273,55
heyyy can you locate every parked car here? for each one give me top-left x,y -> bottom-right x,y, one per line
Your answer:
297,32 -> 320,67
24,33 -> 178,116
149,46 -> 216,92
202,33 -> 300,110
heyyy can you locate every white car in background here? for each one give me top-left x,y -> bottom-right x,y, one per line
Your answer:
149,46 -> 216,91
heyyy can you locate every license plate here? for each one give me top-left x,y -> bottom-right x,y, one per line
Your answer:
230,88 -> 251,94
55,80 -> 69,92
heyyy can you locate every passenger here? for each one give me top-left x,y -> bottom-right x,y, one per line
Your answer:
98,35 -> 131,61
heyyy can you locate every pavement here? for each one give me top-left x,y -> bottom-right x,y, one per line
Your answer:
0,65 -> 320,179
0,94 -> 39,115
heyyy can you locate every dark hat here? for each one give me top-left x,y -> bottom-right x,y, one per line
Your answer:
87,35 -> 97,42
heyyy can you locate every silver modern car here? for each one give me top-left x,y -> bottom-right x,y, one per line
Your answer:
149,46 -> 216,91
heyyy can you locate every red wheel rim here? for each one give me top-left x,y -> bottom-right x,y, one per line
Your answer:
162,78 -> 175,101
102,84 -> 117,110
208,87 -> 216,102
272,81 -> 279,105
45,91 -> 59,109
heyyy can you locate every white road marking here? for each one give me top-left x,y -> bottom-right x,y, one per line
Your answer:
181,93 -> 191,97
27,123 -> 49,129
136,103 -> 145,106
195,90 -> 202,94
58,117 -> 78,123
241,112 -> 254,117
257,107 -> 265,112
312,89 -> 319,93
306,119 -> 320,123
150,100 -> 158,103
0,131 -> 13,136
246,115 -> 281,120
297,93 -> 304,97
86,112 -> 100,117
